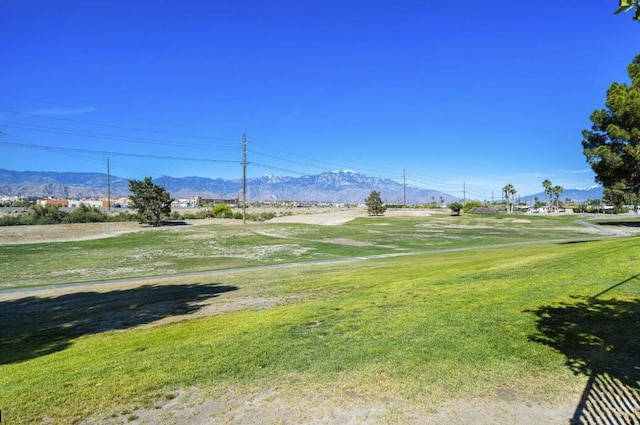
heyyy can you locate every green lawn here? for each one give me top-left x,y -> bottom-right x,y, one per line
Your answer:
1,229 -> 639,424
0,214 -> 608,289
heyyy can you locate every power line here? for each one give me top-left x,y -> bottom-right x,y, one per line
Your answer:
3,122 -> 240,151
0,140 -> 239,164
0,107 -> 240,143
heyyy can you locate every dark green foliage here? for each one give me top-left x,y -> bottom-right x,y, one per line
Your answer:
365,190 -> 387,216
128,177 -> 174,226
582,55 -> 640,211
615,0 -> 640,20
449,202 -> 463,215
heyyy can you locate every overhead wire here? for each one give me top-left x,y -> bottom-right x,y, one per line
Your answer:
0,140 -> 239,164
3,122 -> 240,152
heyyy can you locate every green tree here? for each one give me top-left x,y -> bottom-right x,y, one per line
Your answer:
449,201 -> 463,216
128,177 -> 173,226
615,0 -> 640,21
365,190 -> 387,216
582,55 -> 640,213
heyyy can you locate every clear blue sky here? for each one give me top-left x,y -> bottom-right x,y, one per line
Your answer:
1,1 -> 639,199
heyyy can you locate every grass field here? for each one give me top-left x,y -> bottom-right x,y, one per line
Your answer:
1,213 -> 639,423
0,214 -> 610,289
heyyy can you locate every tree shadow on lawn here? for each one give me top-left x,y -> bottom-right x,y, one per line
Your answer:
0,282 -> 237,365
593,220 -> 640,228
527,274 -> 640,423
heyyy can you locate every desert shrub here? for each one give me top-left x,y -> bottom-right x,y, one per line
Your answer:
468,205 -> 499,215
462,200 -> 482,213
0,215 -> 28,226
29,205 -> 66,225
65,204 -> 108,223
211,203 -> 233,218
108,212 -> 139,222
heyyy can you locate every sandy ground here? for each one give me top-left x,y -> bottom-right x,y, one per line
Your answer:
81,386 -> 581,425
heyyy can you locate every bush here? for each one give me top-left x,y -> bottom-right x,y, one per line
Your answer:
212,203 -> 233,218
64,204 -> 108,223
462,201 -> 482,213
29,205 -> 66,225
468,205 -> 499,215
108,212 -> 139,222
0,215 -> 28,226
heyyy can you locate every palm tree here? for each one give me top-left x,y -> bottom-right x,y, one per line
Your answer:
502,183 -> 517,214
552,185 -> 564,209
542,179 -> 552,210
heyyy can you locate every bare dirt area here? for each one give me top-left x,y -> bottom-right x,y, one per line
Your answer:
0,221 -> 146,245
0,218 -> 240,245
83,384 -> 581,425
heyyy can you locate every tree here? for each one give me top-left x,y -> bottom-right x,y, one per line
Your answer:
449,202 -> 463,216
542,179 -> 552,208
502,183 -> 517,214
551,185 -> 564,209
615,0 -> 640,21
582,55 -> 640,214
128,177 -> 173,226
365,190 -> 387,216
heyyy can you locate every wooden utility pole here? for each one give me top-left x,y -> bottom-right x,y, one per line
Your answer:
403,169 -> 407,209
107,157 -> 111,211
242,133 -> 247,224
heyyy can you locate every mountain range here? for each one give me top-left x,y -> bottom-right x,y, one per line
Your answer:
0,169 -> 603,205
0,169 -> 459,205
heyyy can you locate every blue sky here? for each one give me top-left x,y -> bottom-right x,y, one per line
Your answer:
1,1 -> 639,199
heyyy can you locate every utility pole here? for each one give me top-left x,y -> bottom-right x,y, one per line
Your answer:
403,169 -> 407,209
107,157 -> 111,211
242,133 -> 247,224
463,181 -> 466,204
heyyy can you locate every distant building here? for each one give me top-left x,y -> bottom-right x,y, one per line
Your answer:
192,196 -> 239,207
37,198 -> 68,208
68,199 -> 102,209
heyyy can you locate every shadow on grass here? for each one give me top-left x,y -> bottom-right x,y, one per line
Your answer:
0,282 -> 237,365
527,275 -> 640,423
593,220 -> 640,228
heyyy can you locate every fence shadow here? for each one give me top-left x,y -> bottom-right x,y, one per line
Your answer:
527,280 -> 640,423
0,282 -> 237,365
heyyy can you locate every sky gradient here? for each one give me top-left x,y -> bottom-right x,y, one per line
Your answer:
2,1 -> 639,200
